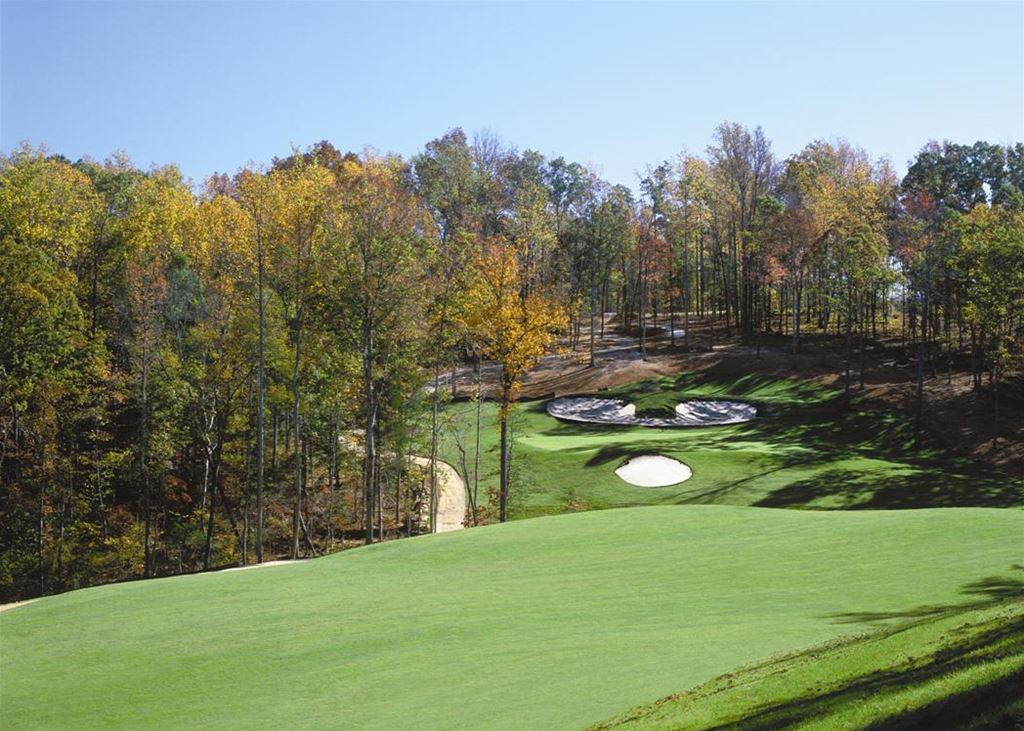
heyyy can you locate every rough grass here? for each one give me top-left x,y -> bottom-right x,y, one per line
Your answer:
591,596 -> 1024,730
1,506 -> 1021,730
440,374 -> 1020,518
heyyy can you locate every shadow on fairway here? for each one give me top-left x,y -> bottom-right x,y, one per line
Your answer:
752,465 -> 1022,509
828,568 -> 1024,626
702,616 -> 1024,731
705,571 -> 1024,730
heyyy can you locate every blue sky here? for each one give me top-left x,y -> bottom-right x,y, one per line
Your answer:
3,1 -> 1022,189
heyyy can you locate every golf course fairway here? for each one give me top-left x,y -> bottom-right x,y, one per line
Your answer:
1,505 -> 1021,730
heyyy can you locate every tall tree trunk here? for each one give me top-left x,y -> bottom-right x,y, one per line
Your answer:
915,318 -> 925,443
37,446 -> 45,595
291,332 -> 303,560
376,449 -> 384,541
430,368 -> 440,533
203,417 -> 224,570
473,358 -> 482,526
682,236 -> 691,351
141,340 -> 152,578
992,336 -> 1001,448
589,278 -> 596,367
328,417 -> 338,548
859,297 -> 867,390
363,314 -> 376,544
499,397 -> 510,523
844,290 -> 853,396
791,276 -> 802,369
256,233 -> 266,564
242,379 -> 253,565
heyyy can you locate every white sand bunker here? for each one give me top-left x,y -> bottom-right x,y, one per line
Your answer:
615,455 -> 692,487
675,400 -> 757,425
546,397 -> 755,427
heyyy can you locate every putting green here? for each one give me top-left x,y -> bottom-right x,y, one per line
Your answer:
1,506 -> 1020,730
441,374 -> 1020,516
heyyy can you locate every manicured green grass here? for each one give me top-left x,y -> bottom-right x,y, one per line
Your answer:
440,374 -> 1019,518
592,596 -> 1024,730
2,506 -> 1021,730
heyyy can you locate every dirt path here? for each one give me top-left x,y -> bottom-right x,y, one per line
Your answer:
0,599 -> 36,614
218,559 -> 299,573
411,457 -> 466,533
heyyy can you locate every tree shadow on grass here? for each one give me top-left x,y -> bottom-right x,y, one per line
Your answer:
752,466 -> 1022,510
827,568 -> 1024,626
522,378 -> 1020,509
605,372 -> 837,406
593,571 -> 1024,730
705,618 -> 1024,731
551,393 -> 1022,505
681,571 -> 1024,731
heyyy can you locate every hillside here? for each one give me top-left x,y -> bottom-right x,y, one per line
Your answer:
2,506 -> 1020,730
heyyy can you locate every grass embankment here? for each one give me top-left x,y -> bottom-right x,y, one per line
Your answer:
2,506 -> 1021,729
592,599 -> 1024,730
440,373 -> 1020,518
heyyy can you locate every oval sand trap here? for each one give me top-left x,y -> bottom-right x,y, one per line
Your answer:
547,397 -> 755,427
674,400 -> 757,425
615,455 -> 692,487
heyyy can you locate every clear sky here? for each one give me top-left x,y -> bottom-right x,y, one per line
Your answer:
2,1 -> 1022,190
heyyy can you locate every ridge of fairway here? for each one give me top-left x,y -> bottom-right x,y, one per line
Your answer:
2,505 -> 1022,730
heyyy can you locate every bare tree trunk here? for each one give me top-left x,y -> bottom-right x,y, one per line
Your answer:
639,258 -> 648,360
271,408 -> 278,475
791,277 -> 802,369
669,282 -> 676,348
240,377 -> 254,564
429,369 -> 440,533
376,450 -> 383,541
328,417 -> 338,548
363,315 -> 376,545
141,340 -> 152,578
844,291 -> 853,396
203,416 -> 225,570
589,278 -> 596,367
859,297 -> 867,390
992,337 -> 1001,448
291,358 -> 302,560
394,468 -> 401,533
915,313 -> 925,444
499,399 -> 510,523
473,358 -> 482,526
37,446 -> 45,595
601,276 -> 608,338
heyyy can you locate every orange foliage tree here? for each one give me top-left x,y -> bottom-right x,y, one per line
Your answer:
462,237 -> 565,521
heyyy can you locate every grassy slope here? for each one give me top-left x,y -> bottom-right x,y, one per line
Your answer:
592,600 -> 1024,730
440,374 -> 1020,518
2,506 -> 1021,730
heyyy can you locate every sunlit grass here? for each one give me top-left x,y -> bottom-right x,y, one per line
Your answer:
2,506 -> 1020,730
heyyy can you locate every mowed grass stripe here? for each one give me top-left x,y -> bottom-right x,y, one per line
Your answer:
1,506 -> 1021,730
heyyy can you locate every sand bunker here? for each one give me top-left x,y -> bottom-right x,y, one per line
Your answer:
615,455 -> 692,487
675,400 -> 757,424
546,397 -> 755,427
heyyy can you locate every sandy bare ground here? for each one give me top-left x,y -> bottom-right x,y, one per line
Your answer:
411,457 -> 466,533
0,599 -> 37,614
218,559 -> 300,573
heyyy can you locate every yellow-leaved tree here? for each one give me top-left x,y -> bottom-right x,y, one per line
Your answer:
462,237 -> 565,522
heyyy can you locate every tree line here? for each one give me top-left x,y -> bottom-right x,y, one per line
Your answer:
2,126 -> 1021,600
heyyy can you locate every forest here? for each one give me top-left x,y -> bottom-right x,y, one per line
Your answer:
2,124 -> 1022,602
